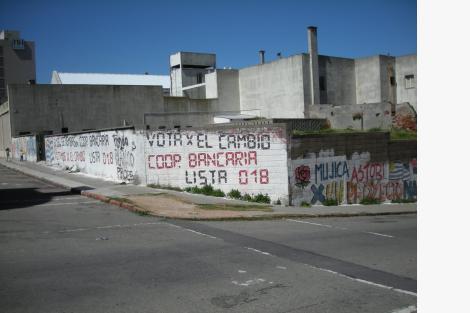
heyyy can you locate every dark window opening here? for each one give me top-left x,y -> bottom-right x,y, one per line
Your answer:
390,76 -> 396,86
196,73 -> 203,84
185,125 -> 192,128
61,127 -> 68,133
146,125 -> 150,130
158,126 -> 166,130
319,76 -> 326,91
174,125 -> 181,130
19,131 -> 31,135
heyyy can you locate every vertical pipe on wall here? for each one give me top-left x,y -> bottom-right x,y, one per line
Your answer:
308,26 -> 320,105
259,50 -> 265,64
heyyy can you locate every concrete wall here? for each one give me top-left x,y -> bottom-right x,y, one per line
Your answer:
7,84 -> 165,136
11,135 -> 37,161
355,56 -> 381,104
395,54 -> 417,109
308,102 -> 394,130
318,55 -> 356,105
291,132 -> 391,162
239,54 -> 306,119
379,55 -> 396,103
45,128 -> 144,184
290,132 -> 416,205
144,124 -> 289,203
205,69 -> 240,112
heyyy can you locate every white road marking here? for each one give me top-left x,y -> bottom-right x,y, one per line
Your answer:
309,265 -> 417,297
35,201 -> 100,207
276,266 -> 287,270
287,219 -> 396,238
47,222 -> 165,234
245,247 -> 272,256
389,305 -> 417,313
231,278 -> 265,286
286,219 -> 332,228
182,228 -> 218,239
365,231 -> 395,238
238,270 -> 247,273
59,228 -> 88,233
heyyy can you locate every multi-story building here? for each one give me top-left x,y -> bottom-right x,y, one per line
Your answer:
0,30 -> 36,103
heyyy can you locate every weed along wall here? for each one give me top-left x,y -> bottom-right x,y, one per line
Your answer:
144,125 -> 290,203
290,133 -> 417,205
11,135 -> 38,162
45,128 -> 145,184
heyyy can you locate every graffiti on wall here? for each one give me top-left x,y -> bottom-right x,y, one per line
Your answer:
11,136 -> 37,162
45,130 -> 140,183
291,152 -> 417,205
144,127 -> 289,202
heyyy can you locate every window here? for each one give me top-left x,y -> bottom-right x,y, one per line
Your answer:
319,76 -> 326,91
158,126 -> 166,130
196,73 -> 203,84
61,127 -> 68,133
390,76 -> 396,86
405,74 -> 415,89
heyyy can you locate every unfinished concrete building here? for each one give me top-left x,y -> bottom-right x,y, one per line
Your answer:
0,26 -> 416,158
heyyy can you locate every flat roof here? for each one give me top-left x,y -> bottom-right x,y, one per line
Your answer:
52,71 -> 170,88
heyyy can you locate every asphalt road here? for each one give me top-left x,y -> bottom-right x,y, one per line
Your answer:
0,164 -> 417,313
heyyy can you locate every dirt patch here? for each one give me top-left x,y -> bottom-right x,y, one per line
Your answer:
125,194 -> 270,219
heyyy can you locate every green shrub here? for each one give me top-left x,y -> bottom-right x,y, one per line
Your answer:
201,184 -> 214,194
211,188 -> 226,197
359,197 -> 381,205
322,198 -> 339,206
147,184 -> 182,192
228,189 -> 242,199
183,185 -> 225,197
300,201 -> 311,207
242,193 -> 253,202
189,186 -> 203,194
253,193 -> 271,204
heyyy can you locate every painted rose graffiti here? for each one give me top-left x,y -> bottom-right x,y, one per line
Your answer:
295,165 -> 311,189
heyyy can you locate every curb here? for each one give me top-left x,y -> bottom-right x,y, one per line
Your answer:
2,160 -> 417,221
80,190 -> 416,221
81,191 -> 147,215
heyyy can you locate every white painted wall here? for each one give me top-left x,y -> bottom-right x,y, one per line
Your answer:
11,135 -> 37,162
45,129 -> 145,184
43,126 -> 290,203
144,126 -> 289,203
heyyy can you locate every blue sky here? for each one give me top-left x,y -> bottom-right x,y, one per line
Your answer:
0,0 -> 416,83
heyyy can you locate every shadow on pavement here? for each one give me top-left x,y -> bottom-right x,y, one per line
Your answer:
0,188 -> 72,210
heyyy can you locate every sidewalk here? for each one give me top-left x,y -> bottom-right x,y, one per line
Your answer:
0,158 -> 417,220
